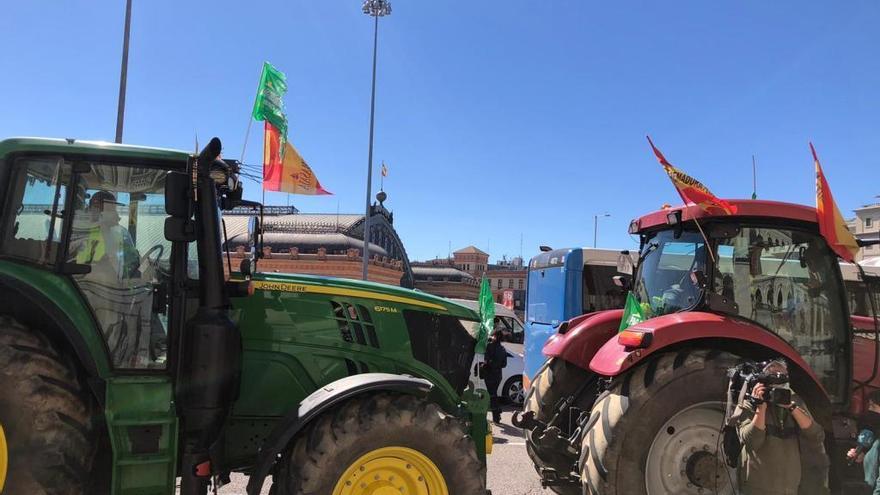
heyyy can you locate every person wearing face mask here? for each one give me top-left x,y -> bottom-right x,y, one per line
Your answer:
735,359 -> 825,495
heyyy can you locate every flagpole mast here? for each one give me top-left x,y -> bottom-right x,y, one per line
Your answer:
593,212 -> 610,248
752,154 -> 757,199
114,0 -> 132,143
361,0 -> 392,281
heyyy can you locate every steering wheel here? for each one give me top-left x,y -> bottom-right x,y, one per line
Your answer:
139,245 -> 165,279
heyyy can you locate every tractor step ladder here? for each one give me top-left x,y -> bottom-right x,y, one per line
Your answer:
105,376 -> 179,495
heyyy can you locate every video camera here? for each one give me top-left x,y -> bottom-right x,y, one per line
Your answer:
728,359 -> 792,406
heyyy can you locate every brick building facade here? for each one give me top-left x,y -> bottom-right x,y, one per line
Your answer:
223,197 -> 413,287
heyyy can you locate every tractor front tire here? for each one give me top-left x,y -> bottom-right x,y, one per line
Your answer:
0,316 -> 96,495
276,393 -> 485,495
524,358 -> 597,495
580,349 -> 738,495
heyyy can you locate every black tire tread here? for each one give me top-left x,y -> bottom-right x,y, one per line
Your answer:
580,349 -> 738,495
0,315 -> 96,495
278,392 -> 485,495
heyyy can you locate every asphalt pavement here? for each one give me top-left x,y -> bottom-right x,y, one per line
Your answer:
214,406 -> 545,494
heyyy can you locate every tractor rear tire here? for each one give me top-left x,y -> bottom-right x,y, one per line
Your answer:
524,358 -> 597,495
0,316 -> 97,495
276,393 -> 486,495
580,349 -> 738,495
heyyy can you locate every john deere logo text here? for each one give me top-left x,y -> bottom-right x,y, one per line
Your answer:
374,305 -> 398,313
254,281 -> 308,293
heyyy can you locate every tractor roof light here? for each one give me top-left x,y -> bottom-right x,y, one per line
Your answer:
618,329 -> 652,349
628,220 -> 640,234
666,210 -> 682,226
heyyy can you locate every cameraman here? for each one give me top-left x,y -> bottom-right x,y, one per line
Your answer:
846,390 -> 880,494
736,360 -> 824,495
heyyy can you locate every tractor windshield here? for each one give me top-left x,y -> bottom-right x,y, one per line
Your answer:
712,225 -> 849,402
633,229 -> 707,317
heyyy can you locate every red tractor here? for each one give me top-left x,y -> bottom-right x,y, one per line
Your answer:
518,199 -> 880,495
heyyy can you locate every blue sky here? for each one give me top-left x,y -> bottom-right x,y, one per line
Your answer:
2,1 -> 878,262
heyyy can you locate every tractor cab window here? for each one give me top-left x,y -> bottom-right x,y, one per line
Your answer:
713,226 -> 848,401
633,229 -> 707,317
67,164 -> 172,369
1,157 -> 70,264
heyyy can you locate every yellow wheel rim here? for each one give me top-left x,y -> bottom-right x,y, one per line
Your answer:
0,423 -> 7,493
332,446 -> 448,495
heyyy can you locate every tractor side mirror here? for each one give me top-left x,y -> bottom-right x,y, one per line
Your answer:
165,217 -> 196,242
165,172 -> 191,218
617,251 -> 634,275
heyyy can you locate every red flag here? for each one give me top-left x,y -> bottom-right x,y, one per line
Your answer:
262,122 -> 332,195
647,136 -> 737,215
812,143 -> 859,262
262,122 -> 284,191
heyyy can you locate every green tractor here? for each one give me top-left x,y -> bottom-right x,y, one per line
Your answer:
0,137 -> 490,495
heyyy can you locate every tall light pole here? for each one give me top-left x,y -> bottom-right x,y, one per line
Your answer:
593,213 -> 610,248
115,0 -> 133,143
361,0 -> 392,281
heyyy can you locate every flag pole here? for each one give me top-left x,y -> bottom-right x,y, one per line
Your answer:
114,0 -> 133,143
751,154 -> 758,199
240,119 -> 253,163
691,215 -> 716,264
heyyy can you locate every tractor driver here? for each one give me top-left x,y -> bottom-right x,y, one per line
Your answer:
76,190 -> 140,280
74,191 -> 164,368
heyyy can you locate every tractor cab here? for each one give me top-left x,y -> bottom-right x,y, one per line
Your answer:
626,201 -> 854,404
0,137 -> 248,495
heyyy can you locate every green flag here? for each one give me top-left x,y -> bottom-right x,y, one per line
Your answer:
618,291 -> 646,332
252,61 -> 288,136
476,277 -> 494,354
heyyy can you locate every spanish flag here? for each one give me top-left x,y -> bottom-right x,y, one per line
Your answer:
647,136 -> 737,215
263,122 -> 332,195
812,143 -> 858,262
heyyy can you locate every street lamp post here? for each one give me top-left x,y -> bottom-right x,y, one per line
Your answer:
593,213 -> 610,248
361,0 -> 392,281
115,0 -> 133,144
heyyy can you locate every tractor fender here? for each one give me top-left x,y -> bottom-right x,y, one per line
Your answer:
0,273 -> 106,392
588,311 -> 823,388
542,309 -> 624,371
245,373 -> 434,495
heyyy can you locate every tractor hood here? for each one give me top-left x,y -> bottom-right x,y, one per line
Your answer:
237,271 -> 481,397
249,272 -> 479,320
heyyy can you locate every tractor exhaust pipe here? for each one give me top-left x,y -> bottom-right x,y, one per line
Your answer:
177,138 -> 242,495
